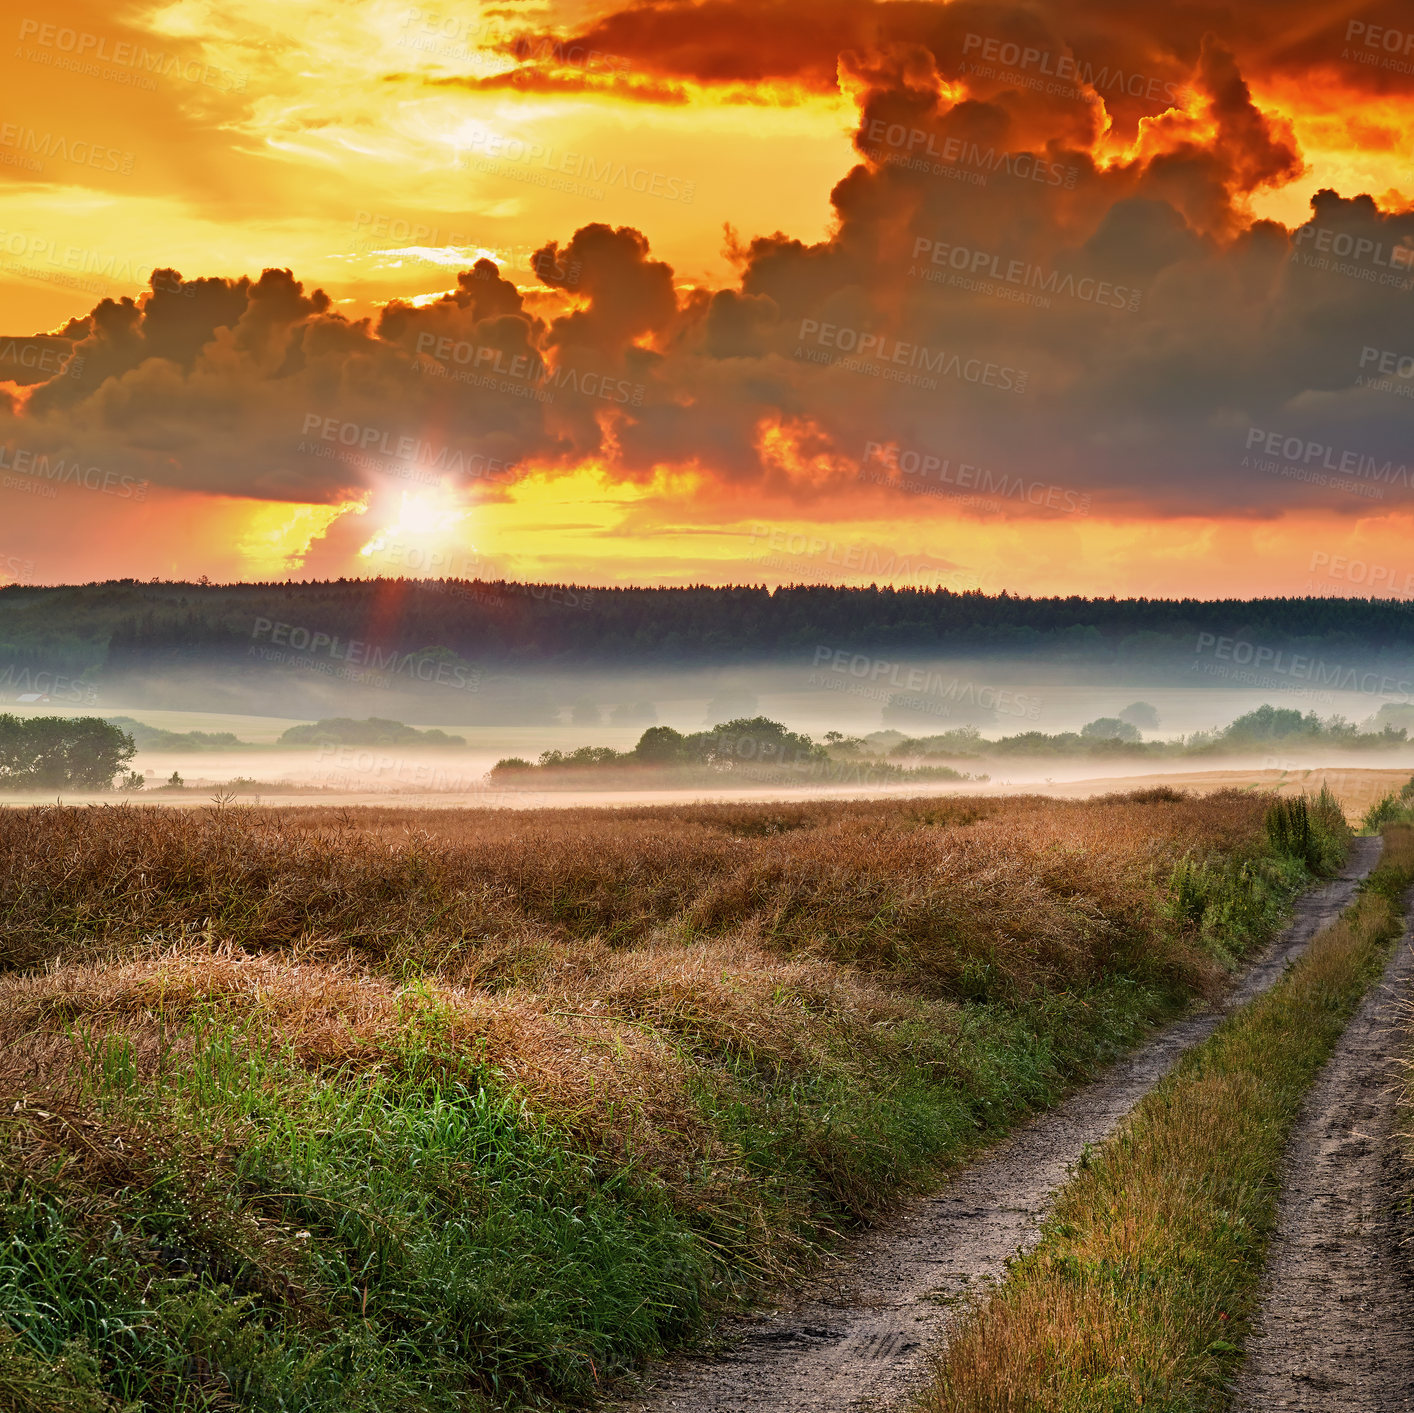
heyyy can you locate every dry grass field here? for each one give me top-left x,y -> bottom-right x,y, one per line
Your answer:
0,790 -> 1351,1410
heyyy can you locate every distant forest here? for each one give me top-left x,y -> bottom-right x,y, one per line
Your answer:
2,580 -> 1413,681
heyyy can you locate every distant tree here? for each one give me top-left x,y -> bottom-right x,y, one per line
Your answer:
696,717 -> 824,766
610,701 -> 658,726
568,698 -> 602,726
889,727 -> 984,757
278,717 -> 466,747
1370,703 -> 1414,734
633,725 -> 687,764
168,770 -> 184,788
538,746 -> 622,768
0,715 -> 135,789
1221,705 -> 1313,742
703,688 -> 758,726
1080,717 -> 1142,742
1118,701 -> 1160,729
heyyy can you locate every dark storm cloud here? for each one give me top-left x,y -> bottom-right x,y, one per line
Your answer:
2,16 -> 1410,519
496,0 -> 1414,111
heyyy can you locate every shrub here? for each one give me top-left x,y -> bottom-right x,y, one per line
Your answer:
1264,786 -> 1349,874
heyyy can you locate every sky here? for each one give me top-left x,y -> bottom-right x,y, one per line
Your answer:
0,0 -> 1412,595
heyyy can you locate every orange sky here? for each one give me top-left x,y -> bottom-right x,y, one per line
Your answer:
1,0 -> 1412,595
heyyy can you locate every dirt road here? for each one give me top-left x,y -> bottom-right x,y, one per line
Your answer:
1234,895 -> 1414,1411
618,838 -> 1383,1413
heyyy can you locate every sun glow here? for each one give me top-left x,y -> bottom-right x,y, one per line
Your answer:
358,489 -> 474,569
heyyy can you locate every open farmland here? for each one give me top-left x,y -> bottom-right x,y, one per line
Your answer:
0,789 -> 1348,1410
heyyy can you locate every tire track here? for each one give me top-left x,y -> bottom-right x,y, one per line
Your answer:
617,839 -> 1383,1413
1234,890 -> 1414,1412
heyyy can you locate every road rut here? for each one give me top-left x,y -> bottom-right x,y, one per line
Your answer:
1234,888 -> 1414,1411
618,838 -> 1383,1413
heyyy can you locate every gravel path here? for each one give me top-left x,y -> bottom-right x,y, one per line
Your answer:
617,838 -> 1383,1413
1234,888 -> 1414,1412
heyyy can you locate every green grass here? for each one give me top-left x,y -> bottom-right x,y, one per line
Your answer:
919,824 -> 1414,1413
5,1026 -> 711,1411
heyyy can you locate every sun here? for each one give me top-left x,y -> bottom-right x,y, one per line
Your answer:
358,488 -> 474,575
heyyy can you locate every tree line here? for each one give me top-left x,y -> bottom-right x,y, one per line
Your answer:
3,580 -> 1413,676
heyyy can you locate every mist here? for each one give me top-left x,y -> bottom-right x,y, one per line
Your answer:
7,648 -> 1411,805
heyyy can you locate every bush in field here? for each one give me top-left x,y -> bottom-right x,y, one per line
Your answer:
1264,787 -> 1350,873
0,715 -> 135,790
1362,776 -> 1414,831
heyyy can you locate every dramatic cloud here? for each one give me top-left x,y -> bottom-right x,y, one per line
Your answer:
500,0 -> 1414,112
3,1 -> 1412,550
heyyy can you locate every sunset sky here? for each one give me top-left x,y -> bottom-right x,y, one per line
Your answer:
1,0 -> 1412,594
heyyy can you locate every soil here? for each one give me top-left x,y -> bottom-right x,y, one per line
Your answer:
1234,887 -> 1414,1411
615,838 -> 1384,1413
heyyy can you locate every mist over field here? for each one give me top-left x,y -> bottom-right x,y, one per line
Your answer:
0,579 -> 1407,802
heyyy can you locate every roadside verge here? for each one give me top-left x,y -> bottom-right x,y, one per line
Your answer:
919,824 -> 1414,1413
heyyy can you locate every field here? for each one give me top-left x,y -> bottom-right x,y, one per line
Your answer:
4,765 -> 1411,824
0,788 -> 1351,1411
